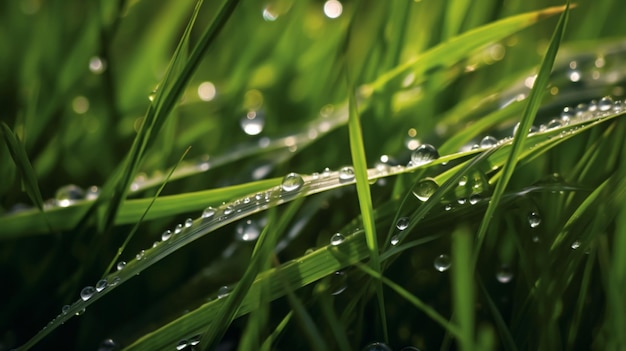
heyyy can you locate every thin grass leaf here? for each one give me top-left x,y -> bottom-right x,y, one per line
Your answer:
473,1 -> 570,262
362,5 -> 568,94
451,224 -> 474,351
0,122 -> 46,213
347,84 -> 387,341
260,311 -> 293,351
102,146 -> 192,278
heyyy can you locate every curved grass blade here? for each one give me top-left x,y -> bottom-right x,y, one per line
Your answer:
452,225 -> 475,351
473,1 -> 570,262
362,5 -> 568,95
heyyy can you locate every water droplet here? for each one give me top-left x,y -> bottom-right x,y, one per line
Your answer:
330,233 -> 345,246
217,285 -> 231,299
189,334 -> 201,346
390,235 -> 400,246
109,276 -> 121,286
116,261 -> 126,271
396,217 -> 409,231
62,305 -> 70,315
96,279 -> 108,292
240,110 -> 265,136
85,186 -> 100,200
174,224 -> 183,234
55,184 -> 85,207
262,7 -> 279,21
458,176 -> 468,186
480,136 -> 498,148
236,219 -> 261,242
98,338 -> 116,351
457,197 -> 467,205
496,265 -> 513,283
547,119 -> 563,130
434,254 -> 451,272
184,218 -> 193,228
362,341 -> 392,351
338,166 -> 355,182
599,96 -> 613,111
136,250 -> 145,260
176,339 -> 188,350
224,205 -> 234,215
281,173 -> 304,192
202,206 -> 216,219
80,286 -> 96,301
469,194 -> 481,205
76,308 -> 86,316
444,203 -> 453,211
411,144 -> 439,165
161,230 -> 172,241
528,210 -> 541,228
412,177 -> 439,201
571,241 -> 581,250
330,271 -> 347,295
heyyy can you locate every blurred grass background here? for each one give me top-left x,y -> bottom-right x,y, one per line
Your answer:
1,0 -> 626,350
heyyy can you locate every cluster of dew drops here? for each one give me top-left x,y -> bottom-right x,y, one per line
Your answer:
33,95 -> 621,348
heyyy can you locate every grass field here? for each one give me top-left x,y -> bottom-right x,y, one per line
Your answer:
2,0 -> 626,350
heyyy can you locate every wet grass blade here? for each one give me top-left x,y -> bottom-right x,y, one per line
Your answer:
102,146 -> 191,278
473,1 -> 570,261
451,225 -> 474,351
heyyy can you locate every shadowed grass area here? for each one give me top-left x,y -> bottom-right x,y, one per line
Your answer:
1,0 -> 625,350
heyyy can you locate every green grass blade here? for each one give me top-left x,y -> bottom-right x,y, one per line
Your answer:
102,146 -> 191,278
451,224 -> 474,351
347,86 -> 387,341
0,122 -> 46,213
473,1 -> 570,262
362,5 -> 567,94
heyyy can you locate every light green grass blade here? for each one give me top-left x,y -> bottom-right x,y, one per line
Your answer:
347,86 -> 387,341
362,5 -> 567,94
473,1 -> 570,262
451,225 -> 474,351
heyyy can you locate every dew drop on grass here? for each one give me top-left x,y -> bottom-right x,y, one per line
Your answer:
330,233 -> 345,246
136,250 -> 145,260
217,286 -> 231,299
599,96 -> 613,111
85,185 -> 100,200
184,218 -> 193,228
396,217 -> 409,231
338,166 -> 355,182
469,194 -> 481,205
176,339 -> 188,350
116,261 -> 126,271
434,254 -> 451,272
363,341 -> 392,351
390,235 -> 400,246
240,110 -> 265,136
224,205 -> 234,216
55,184 -> 85,207
161,230 -> 172,241
110,276 -> 121,286
571,241 -> 581,249
480,136 -> 498,148
411,144 -> 439,165
412,178 -> 439,201
173,224 -> 182,234
202,206 -> 216,219
444,203 -> 453,211
98,338 -> 117,351
62,305 -> 70,315
281,172 -> 304,192
236,219 -> 261,242
496,265 -> 514,283
458,175 -> 468,186
76,308 -> 86,316
80,286 -> 95,301
189,334 -> 201,346
457,197 -> 467,205
96,279 -> 108,292
547,119 -> 563,130
528,210 -> 541,228
330,271 -> 347,295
